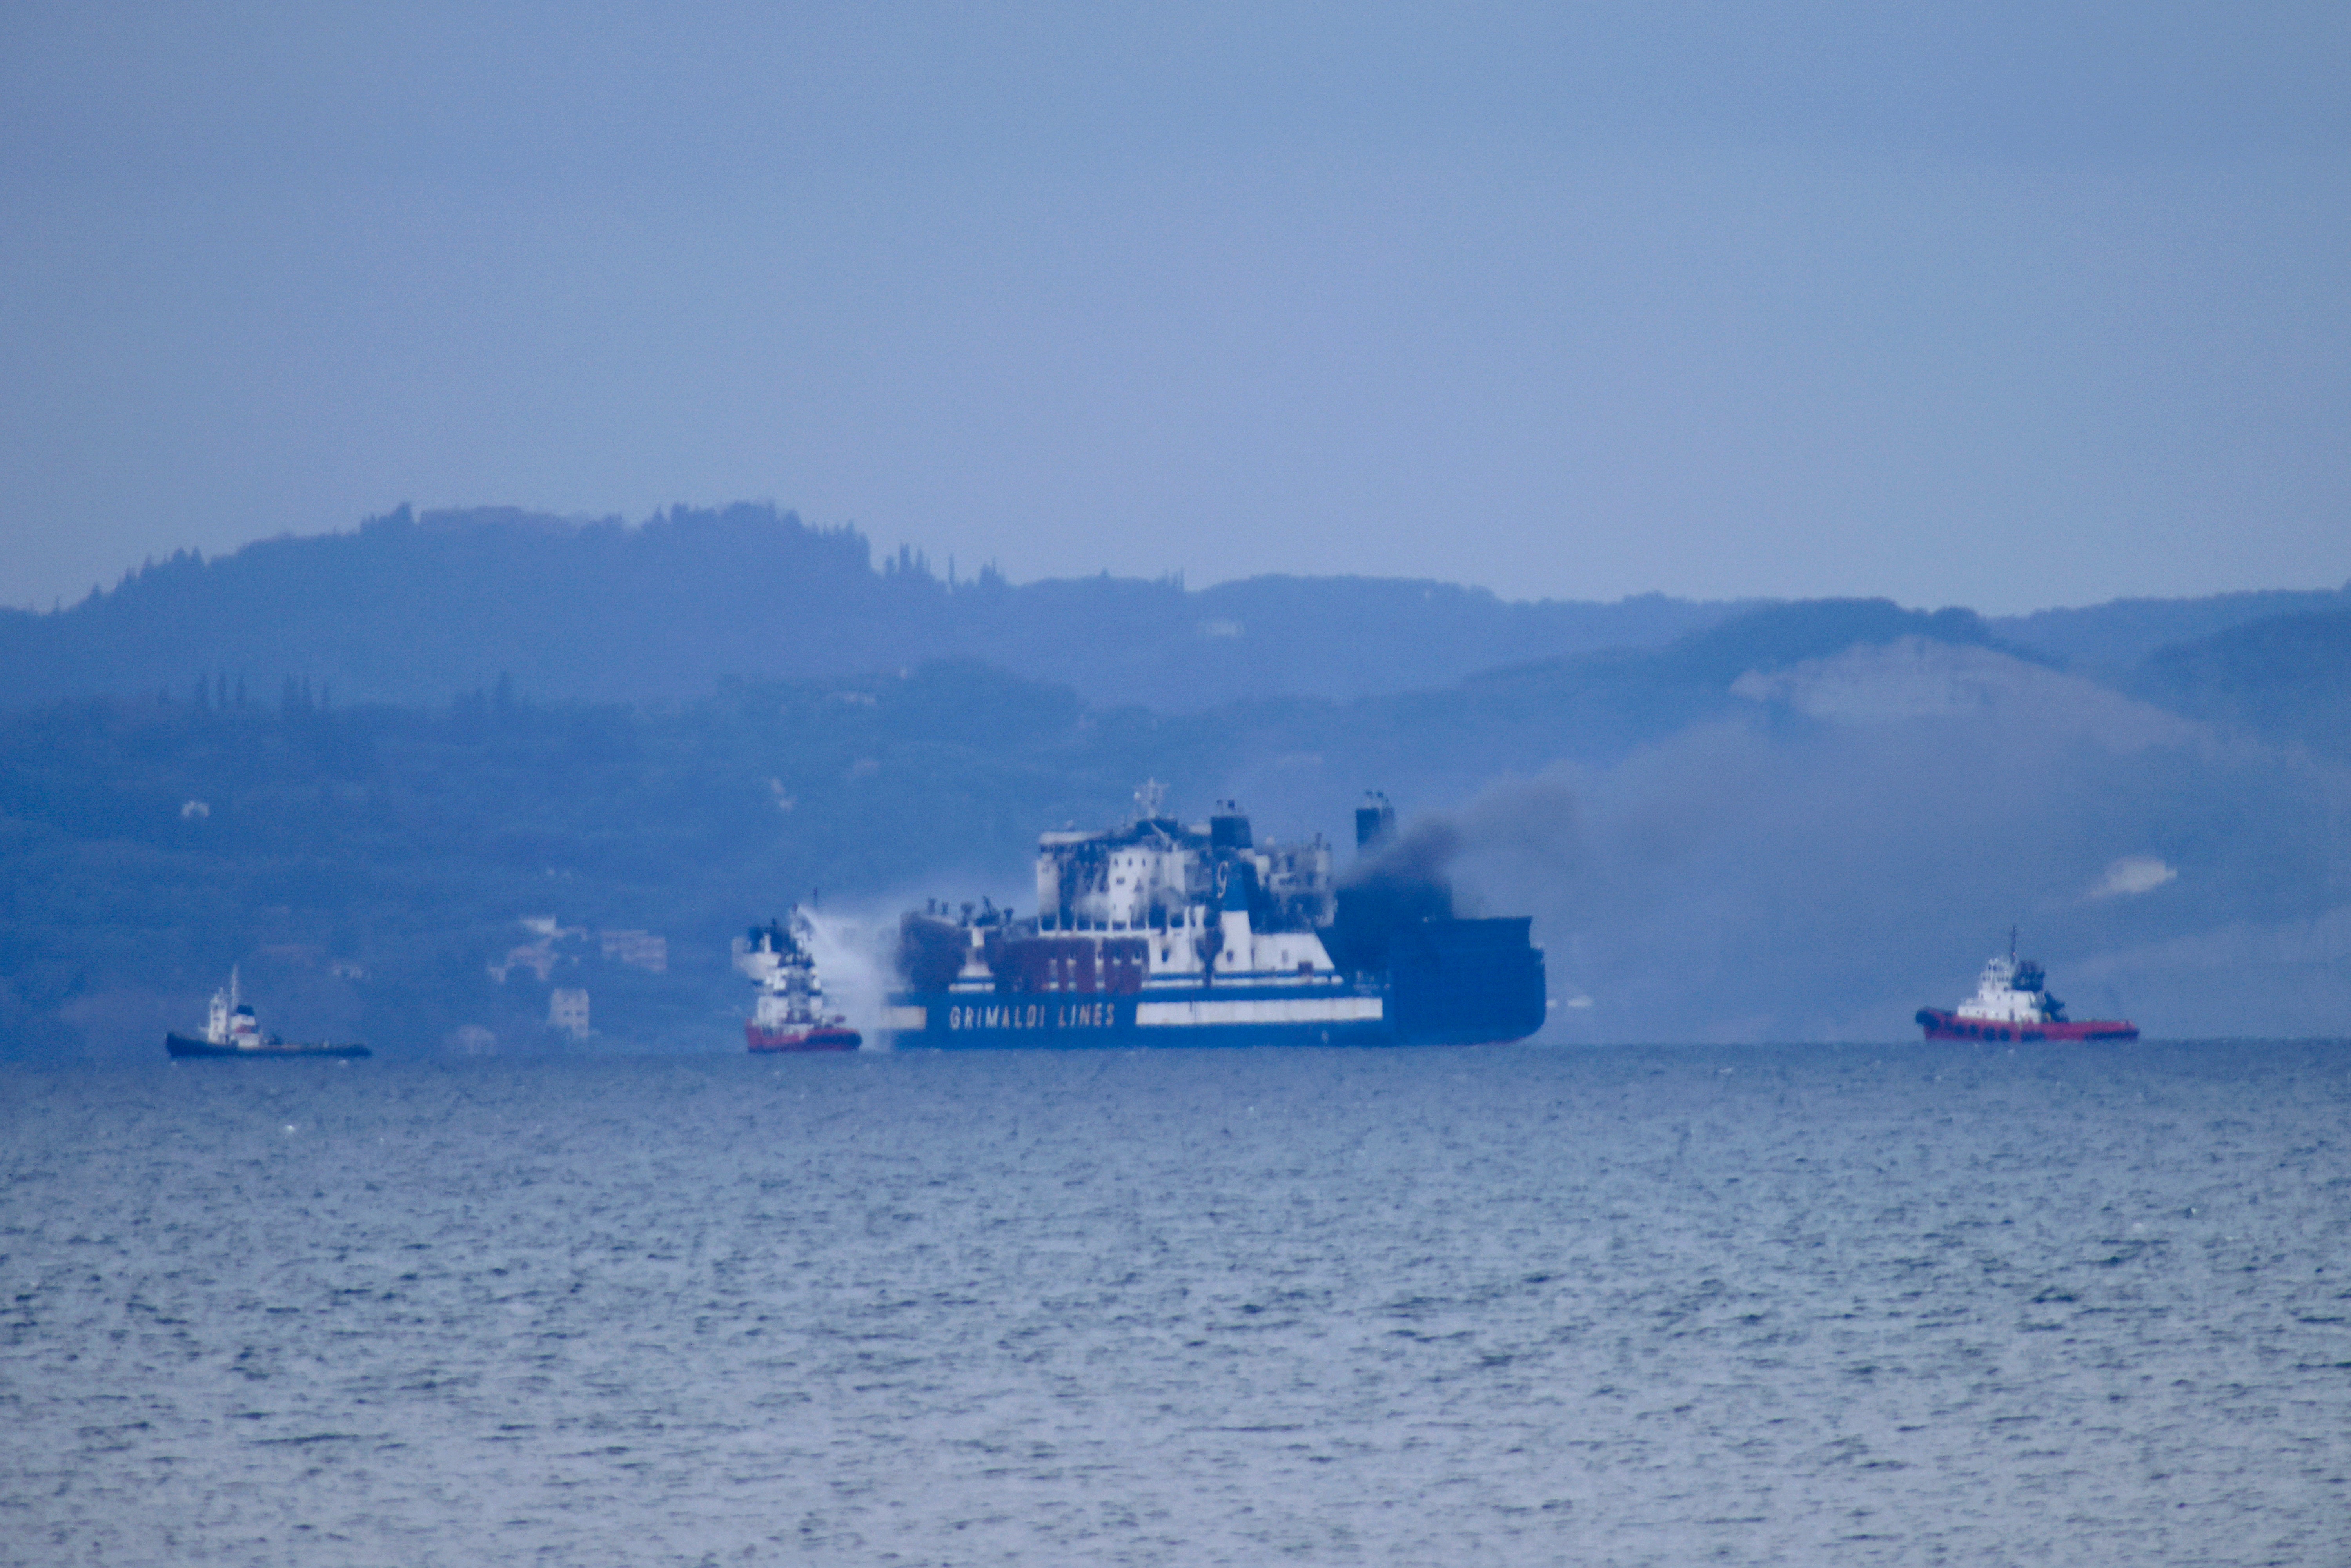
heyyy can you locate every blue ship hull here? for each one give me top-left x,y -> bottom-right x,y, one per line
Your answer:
885,989 -> 1398,1049
887,916 -> 1546,1050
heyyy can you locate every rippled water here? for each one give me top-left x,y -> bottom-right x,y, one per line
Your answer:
4,1042 -> 2348,1566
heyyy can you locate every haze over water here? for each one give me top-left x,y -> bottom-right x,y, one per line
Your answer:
6,1042 -> 2347,1565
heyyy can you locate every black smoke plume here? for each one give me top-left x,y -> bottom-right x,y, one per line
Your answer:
1325,781 -> 1585,974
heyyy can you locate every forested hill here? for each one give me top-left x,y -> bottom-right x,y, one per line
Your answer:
2131,608 -> 2351,759
1995,584 -> 2351,671
5,593 -> 2346,1062
10,504 -> 2344,712
0,505 -> 1739,711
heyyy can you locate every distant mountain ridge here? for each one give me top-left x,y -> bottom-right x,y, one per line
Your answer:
2131,608 -> 2351,759
0,505 -> 1742,711
4,502 -> 2343,718
1993,584 -> 2351,670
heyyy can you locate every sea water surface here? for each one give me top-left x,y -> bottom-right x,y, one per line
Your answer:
4,1042 -> 2347,1566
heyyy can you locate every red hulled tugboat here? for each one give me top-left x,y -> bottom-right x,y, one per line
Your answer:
737,911 -> 861,1053
1917,933 -> 2137,1043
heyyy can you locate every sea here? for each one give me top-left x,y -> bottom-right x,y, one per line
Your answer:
4,1041 -> 2347,1566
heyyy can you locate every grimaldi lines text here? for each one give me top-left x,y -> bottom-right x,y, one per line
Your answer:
884,786 -> 1545,1050
945,1000 -> 1118,1033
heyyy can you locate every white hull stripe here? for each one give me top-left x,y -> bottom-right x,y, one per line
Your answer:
1135,997 -> 1384,1027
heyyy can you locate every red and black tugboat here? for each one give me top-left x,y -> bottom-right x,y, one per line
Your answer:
1917,933 -> 2137,1043
737,911 -> 861,1053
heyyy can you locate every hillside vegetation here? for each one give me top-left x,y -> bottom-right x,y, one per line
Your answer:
6,583 -> 2346,1058
0,505 -> 1736,711
2133,609 -> 2351,760
9,503 -> 2342,710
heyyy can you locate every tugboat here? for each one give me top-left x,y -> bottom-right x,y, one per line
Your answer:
877,785 -> 1547,1049
736,911 -> 861,1052
166,969 -> 370,1058
1917,933 -> 2137,1042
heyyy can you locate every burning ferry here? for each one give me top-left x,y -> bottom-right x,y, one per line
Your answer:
1917,935 -> 2137,1043
736,911 -> 862,1052
878,786 -> 1547,1049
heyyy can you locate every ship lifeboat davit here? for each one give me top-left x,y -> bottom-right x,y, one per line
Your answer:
1919,938 -> 2136,1043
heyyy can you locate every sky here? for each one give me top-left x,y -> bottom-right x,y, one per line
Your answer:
3,2 -> 2347,614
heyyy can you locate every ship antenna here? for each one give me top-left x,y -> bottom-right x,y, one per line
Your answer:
2009,926 -> 2017,964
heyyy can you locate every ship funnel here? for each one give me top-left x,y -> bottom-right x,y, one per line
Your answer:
1355,791 -> 1396,851
1209,800 -> 1252,849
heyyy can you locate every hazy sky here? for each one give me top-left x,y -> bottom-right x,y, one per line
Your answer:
4,3 -> 2346,613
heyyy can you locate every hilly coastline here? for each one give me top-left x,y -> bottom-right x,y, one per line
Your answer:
1,509 -> 2346,1059
13,502 -> 2346,711
0,505 -> 1741,711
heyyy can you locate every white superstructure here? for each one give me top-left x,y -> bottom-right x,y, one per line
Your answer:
735,909 -> 851,1035
1952,948 -> 2066,1025
204,967 -> 267,1049
1013,784 -> 1339,987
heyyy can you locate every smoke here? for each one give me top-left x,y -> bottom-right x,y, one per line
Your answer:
1338,640 -> 2349,1041
2090,855 -> 2179,899
1347,778 -> 1583,895
1541,719 -> 2335,1039
797,908 -> 896,1047
1452,777 -> 1586,889
1346,817 -> 1462,887
812,637 -> 2344,1044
